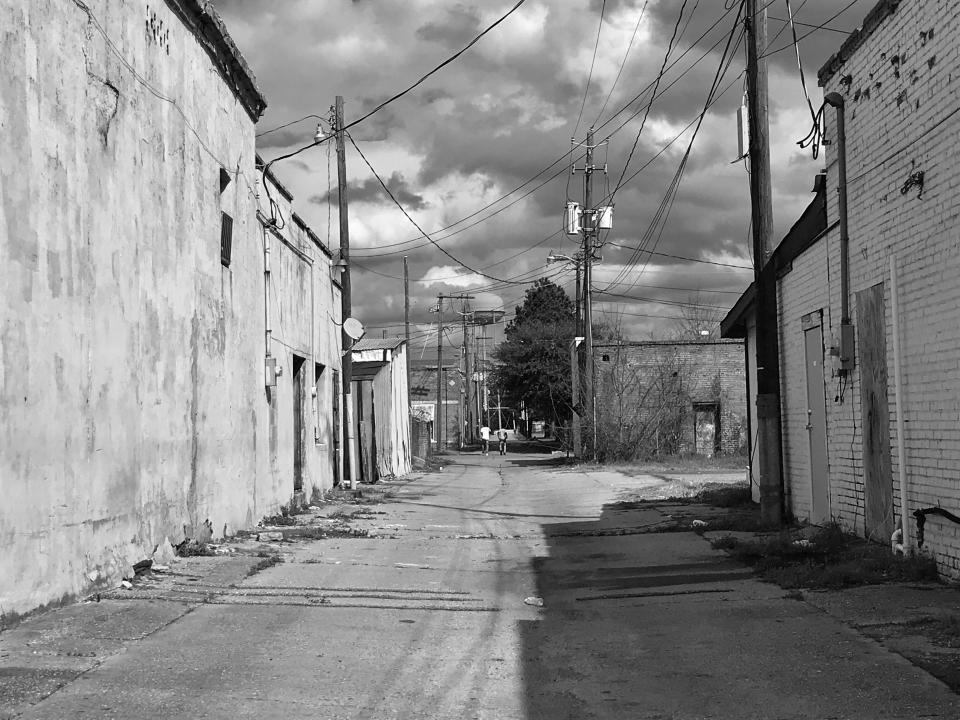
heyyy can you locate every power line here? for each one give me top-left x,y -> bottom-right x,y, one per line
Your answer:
600,6 -> 744,292
260,0 -> 527,167
256,113 -> 327,139
348,133 -> 532,286
760,0 -> 861,59
768,15 -> 850,34
594,1 -> 648,125
611,0 -> 693,201
594,290 -> 729,309
352,4 -> 744,259
572,0 -> 607,141
605,242 -> 752,269
597,278 -> 744,294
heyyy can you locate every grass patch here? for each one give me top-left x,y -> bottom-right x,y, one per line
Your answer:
324,486 -> 394,505
607,455 -> 749,474
711,523 -> 940,589
246,554 -> 282,577
175,539 -> 216,557
695,484 -> 752,508
293,525 -> 371,540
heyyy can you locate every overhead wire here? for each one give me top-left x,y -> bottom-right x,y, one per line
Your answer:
571,0 -> 607,142
759,0 -> 861,59
353,2 -> 746,262
605,242 -> 752,270
346,134 -> 528,285
261,0 -> 527,166
610,0 -> 693,201
598,6 -> 745,292
336,3 -> 746,260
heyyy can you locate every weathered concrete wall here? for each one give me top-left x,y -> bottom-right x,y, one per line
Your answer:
791,0 -> 960,573
259,192 -> 342,502
0,0 -> 340,619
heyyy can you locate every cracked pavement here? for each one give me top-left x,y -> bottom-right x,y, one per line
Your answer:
2,449 -> 958,719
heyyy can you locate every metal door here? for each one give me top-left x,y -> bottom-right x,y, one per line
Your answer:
802,312 -> 830,523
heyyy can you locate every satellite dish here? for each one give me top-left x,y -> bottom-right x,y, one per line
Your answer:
343,317 -> 365,341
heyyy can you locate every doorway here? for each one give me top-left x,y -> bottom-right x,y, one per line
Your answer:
693,402 -> 720,457
802,311 -> 830,523
292,354 -> 306,493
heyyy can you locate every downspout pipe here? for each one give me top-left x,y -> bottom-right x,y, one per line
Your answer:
824,92 -> 850,328
890,256 -> 911,555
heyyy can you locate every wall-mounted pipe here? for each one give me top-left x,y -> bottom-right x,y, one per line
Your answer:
824,92 -> 855,373
889,256 -> 911,554
914,507 -> 960,549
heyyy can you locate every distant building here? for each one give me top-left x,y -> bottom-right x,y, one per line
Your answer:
593,341 -> 747,460
409,360 -> 463,447
351,338 -> 412,480
0,0 -> 341,621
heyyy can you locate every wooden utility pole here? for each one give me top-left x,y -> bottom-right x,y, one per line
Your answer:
435,296 -> 444,450
582,128 -> 596,460
572,258 -> 582,458
404,256 -> 412,453
746,0 -> 783,523
335,95 -> 358,489
462,301 -> 474,444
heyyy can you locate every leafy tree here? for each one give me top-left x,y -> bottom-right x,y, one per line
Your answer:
491,279 -> 575,430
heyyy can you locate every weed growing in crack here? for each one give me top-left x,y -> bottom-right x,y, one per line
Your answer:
711,522 -> 940,589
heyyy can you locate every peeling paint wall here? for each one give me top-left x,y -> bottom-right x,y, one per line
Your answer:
0,0 -> 323,619
258,180 -> 342,503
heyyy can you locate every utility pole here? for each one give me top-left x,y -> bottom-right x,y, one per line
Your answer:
435,296 -> 444,450
477,334 -> 493,426
403,256 -> 411,452
575,258 -> 582,336
435,293 -> 473,449
583,127 -> 596,460
746,0 -> 782,524
462,301 -> 474,444
335,95 -> 358,489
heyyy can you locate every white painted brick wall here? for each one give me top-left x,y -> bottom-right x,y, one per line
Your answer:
778,241 -> 833,523
786,0 -> 960,574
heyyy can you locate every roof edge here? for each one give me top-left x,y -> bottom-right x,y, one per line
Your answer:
818,0 -> 903,86
166,0 -> 267,121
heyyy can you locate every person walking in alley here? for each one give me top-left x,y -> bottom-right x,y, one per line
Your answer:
497,428 -> 508,455
480,424 -> 491,455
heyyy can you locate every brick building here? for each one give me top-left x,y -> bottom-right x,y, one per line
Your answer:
725,0 -> 960,576
593,341 -> 747,461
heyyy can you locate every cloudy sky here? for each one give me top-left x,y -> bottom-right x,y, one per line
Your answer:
214,0 -> 874,358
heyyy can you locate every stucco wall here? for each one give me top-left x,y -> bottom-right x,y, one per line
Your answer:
259,197 -> 342,501
804,0 -> 960,573
0,0 -> 340,619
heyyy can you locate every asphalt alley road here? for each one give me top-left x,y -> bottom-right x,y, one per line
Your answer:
5,450 -> 960,719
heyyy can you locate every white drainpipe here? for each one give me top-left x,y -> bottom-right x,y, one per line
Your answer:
890,255 -> 911,554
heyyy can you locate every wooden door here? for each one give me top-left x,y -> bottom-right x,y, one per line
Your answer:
856,284 -> 894,541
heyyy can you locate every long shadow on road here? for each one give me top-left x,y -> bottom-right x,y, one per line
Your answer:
517,493 -> 754,720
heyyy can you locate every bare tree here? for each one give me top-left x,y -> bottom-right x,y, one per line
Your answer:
669,292 -> 724,341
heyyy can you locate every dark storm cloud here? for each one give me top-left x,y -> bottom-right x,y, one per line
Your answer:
210,0 -> 865,336
416,6 -> 482,47
310,171 -> 428,211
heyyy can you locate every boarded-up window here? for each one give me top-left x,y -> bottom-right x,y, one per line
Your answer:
220,211 -> 233,267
